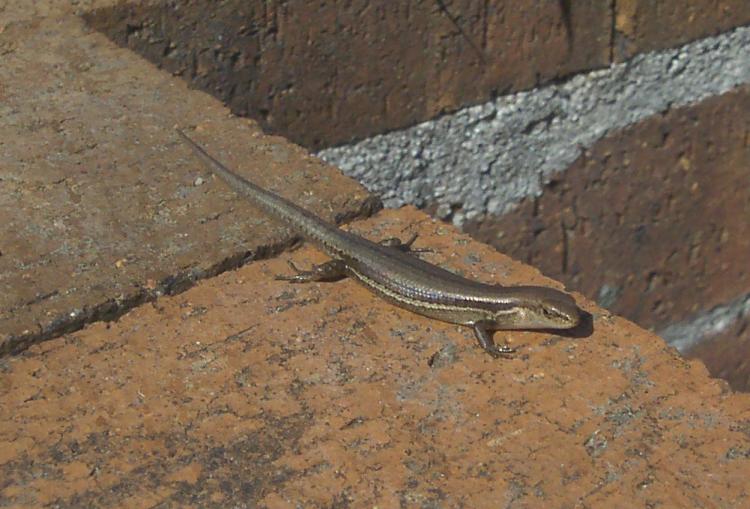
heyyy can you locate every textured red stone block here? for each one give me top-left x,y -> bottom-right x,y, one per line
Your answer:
2,208 -> 749,507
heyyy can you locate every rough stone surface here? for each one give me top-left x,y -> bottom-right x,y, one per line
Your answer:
83,0 -> 612,150
0,2 -> 378,355
466,87 -> 750,334
614,0 -> 750,61
2,208 -> 749,507
319,27 -> 750,226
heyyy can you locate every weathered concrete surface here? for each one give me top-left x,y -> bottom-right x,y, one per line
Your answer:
2,208 -> 749,507
0,0 -> 378,354
467,86 -> 750,333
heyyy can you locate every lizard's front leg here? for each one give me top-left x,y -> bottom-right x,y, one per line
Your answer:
379,233 -> 432,254
275,259 -> 347,283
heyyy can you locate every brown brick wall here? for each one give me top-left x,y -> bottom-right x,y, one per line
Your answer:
84,1 -> 612,149
466,86 -> 750,331
84,1 -> 750,150
614,0 -> 750,61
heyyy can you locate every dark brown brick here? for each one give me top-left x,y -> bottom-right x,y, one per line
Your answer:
466,86 -> 750,331
84,0 -> 612,150
614,0 -> 750,61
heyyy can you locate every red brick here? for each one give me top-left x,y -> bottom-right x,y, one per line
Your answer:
84,0 -> 612,149
614,0 -> 750,60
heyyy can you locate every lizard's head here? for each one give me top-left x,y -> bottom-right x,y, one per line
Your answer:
490,286 -> 581,330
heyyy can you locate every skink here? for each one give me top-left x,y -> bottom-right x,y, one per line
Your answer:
176,129 -> 580,357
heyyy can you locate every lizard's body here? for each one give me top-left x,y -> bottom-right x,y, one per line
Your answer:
176,130 -> 580,357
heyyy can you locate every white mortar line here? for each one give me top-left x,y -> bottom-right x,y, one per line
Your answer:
659,293 -> 750,353
318,26 -> 750,226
